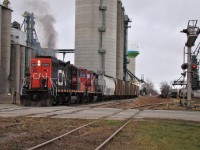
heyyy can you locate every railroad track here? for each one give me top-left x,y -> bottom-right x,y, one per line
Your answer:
130,102 -> 176,109
27,101 -> 174,150
27,108 -> 129,150
94,110 -> 142,150
0,107 -> 30,113
25,103 -> 118,118
1,100 -> 175,149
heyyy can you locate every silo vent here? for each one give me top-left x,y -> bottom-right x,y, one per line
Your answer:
99,6 -> 107,10
98,48 -> 106,54
98,27 -> 106,32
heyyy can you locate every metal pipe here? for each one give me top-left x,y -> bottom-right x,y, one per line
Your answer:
99,0 -> 106,74
183,46 -> 185,63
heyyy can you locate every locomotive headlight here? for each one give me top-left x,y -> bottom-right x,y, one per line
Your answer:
37,60 -> 41,66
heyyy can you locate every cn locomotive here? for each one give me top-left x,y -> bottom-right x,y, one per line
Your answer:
20,56 -> 139,106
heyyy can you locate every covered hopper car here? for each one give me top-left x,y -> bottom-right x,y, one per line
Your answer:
20,56 -> 139,106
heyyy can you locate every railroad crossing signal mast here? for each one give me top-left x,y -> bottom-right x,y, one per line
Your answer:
181,20 -> 200,108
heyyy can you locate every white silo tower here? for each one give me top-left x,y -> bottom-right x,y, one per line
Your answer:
127,49 -> 139,81
75,0 -> 118,78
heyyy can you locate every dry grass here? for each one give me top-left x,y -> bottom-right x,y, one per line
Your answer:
105,119 -> 200,150
0,117 -> 124,150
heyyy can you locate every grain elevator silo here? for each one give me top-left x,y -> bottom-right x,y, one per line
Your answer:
75,0 -> 118,78
0,4 -> 12,94
116,0 -> 124,80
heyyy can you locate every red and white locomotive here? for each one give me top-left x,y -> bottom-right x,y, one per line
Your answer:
20,56 -> 139,106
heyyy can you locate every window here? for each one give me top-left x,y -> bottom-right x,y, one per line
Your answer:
42,63 -> 50,67
87,74 -> 90,79
80,70 -> 86,77
32,63 -> 37,67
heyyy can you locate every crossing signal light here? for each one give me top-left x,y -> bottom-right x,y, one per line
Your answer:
181,29 -> 188,34
181,63 -> 188,70
192,64 -> 197,70
191,64 -> 197,73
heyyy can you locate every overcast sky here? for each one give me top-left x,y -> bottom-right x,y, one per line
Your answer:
9,0 -> 200,91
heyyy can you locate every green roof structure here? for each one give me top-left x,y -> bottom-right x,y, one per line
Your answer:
127,50 -> 140,58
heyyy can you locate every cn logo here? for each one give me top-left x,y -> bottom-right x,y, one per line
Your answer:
33,73 -> 47,79
58,70 -> 67,86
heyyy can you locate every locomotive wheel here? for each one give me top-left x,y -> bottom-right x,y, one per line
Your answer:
81,96 -> 88,104
24,97 -> 31,106
46,98 -> 53,106
41,99 -> 46,106
52,97 -> 58,106
41,98 -> 52,107
20,98 -> 24,106
75,95 -> 81,104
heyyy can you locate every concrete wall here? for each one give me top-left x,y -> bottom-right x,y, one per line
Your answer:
75,0 -> 118,78
0,6 -> 12,94
127,57 -> 136,76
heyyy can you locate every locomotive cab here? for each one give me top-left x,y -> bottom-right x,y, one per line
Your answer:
79,69 -> 95,93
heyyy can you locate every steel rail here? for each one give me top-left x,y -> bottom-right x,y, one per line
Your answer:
27,109 -> 126,150
28,120 -> 96,150
28,101 -> 170,150
130,102 -> 175,109
95,110 -> 142,150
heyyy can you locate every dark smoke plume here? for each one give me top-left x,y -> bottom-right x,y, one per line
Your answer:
23,0 -> 58,48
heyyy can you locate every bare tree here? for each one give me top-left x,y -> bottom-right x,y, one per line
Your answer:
160,81 -> 171,98
141,79 -> 158,96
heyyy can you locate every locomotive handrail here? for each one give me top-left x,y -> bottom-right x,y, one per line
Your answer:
50,78 -> 57,97
20,77 -> 29,95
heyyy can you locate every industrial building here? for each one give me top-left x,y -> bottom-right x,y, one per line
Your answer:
0,4 -> 12,94
0,4 -> 33,95
0,3 -> 54,95
75,0 -> 139,80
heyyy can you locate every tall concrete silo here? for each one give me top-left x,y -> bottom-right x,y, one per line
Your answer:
75,0 -> 118,78
10,44 -> 21,94
0,5 -> 12,94
0,6 -> 2,75
116,1 -> 124,80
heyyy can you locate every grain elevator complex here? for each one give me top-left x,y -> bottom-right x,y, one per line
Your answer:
0,0 -> 139,96
75,0 -> 139,80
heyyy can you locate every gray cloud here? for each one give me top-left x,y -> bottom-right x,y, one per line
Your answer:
122,0 -> 200,90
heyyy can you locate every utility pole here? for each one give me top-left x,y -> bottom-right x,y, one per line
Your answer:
181,20 -> 200,109
187,47 -> 192,107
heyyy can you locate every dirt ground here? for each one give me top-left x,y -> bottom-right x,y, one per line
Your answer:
97,96 -> 200,111
0,117 -> 124,150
